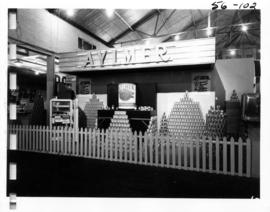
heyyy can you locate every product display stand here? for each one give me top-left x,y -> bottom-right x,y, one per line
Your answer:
168,92 -> 205,138
50,98 -> 78,129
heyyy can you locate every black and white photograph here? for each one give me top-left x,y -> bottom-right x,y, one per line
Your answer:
0,0 -> 270,211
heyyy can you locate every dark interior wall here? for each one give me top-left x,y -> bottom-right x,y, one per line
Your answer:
76,65 -> 213,94
211,66 -> 226,109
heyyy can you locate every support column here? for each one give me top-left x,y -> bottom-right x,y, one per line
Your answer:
46,55 -> 55,125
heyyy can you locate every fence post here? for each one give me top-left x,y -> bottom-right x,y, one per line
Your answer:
109,130 -> 113,161
129,131 -> 133,163
144,133 -> 148,165
216,137 -> 220,174
39,125 -> 42,151
118,130 -> 122,161
97,129 -> 101,159
149,133 -> 154,166
88,128 -> 92,157
171,136 -> 176,168
114,130 -> 118,161
104,130 -> 108,160
57,126 -> 60,154
83,128 -> 87,157
133,131 -> 138,163
68,127 -> 72,155
59,126 -> 63,154
63,126 -> 67,155
246,138 -> 251,177
223,137 -> 228,175
230,137 -> 235,176
139,131 -> 143,164
25,125 -> 29,151
202,136 -> 206,172
177,137 -> 182,169
196,137 -> 200,171
101,129 -> 105,159
166,135 -> 170,168
183,137 -> 187,170
41,126 -> 45,152
155,134 -> 159,166
190,138 -> 194,171
238,137 -> 243,176
33,125 -> 37,152
209,137 -> 213,173
160,135 -> 164,167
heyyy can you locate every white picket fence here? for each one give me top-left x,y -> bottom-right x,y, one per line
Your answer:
9,125 -> 251,177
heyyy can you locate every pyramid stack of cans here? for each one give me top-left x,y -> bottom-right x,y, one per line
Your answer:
204,105 -> 226,138
230,89 -> 240,102
84,94 -> 104,128
168,92 -> 205,137
108,110 -> 132,133
146,116 -> 158,135
159,113 -> 169,136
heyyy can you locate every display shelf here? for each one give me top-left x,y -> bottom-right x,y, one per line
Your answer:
98,110 -> 156,133
50,98 -> 74,128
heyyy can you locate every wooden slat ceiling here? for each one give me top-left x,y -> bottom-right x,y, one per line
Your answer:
48,9 -> 260,54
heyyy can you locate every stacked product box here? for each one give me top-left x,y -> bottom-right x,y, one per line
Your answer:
84,94 -> 104,129
108,110 -> 132,133
204,106 -> 226,138
168,92 -> 205,138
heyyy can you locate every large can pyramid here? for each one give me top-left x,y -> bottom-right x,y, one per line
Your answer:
168,91 -> 205,138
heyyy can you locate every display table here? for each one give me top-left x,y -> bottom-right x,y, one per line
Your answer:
98,110 -> 156,133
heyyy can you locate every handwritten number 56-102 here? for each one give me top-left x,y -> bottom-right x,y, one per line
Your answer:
212,1 -> 257,10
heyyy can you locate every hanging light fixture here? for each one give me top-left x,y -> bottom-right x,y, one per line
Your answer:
230,49 -> 236,56
66,9 -> 75,17
174,34 -> 180,41
106,9 -> 115,17
241,25 -> 248,32
206,28 -> 212,36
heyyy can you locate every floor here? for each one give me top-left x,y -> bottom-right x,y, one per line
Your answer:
7,150 -> 259,198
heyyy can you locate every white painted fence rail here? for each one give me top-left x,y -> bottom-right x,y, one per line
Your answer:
9,125 -> 251,177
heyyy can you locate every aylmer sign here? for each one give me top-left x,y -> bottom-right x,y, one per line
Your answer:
59,38 -> 216,72
84,46 -> 171,67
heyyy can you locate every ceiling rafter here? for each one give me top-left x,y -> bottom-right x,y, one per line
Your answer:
190,10 -> 197,38
153,13 -> 160,36
114,11 -> 143,39
155,9 -> 176,35
162,10 -> 214,43
108,9 -> 162,46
